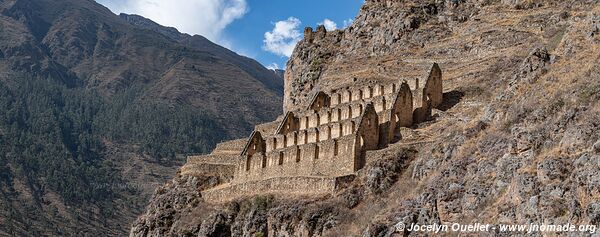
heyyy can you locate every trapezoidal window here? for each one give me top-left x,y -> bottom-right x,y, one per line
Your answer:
296,149 -> 301,162
333,140 -> 338,156
293,133 -> 298,145
304,131 -> 308,144
305,117 -> 309,129
278,152 -> 284,165
316,114 -> 321,126
314,145 -> 320,160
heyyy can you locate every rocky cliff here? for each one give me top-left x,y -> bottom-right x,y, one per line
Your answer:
132,0 -> 600,236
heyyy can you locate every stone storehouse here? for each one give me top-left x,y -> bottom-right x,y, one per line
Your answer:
196,63 -> 443,203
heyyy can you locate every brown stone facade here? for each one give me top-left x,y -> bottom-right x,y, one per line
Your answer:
197,64 -> 443,203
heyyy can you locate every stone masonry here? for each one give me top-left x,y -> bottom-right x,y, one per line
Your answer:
199,63 -> 443,203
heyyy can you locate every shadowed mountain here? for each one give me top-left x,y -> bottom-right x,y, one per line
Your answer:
119,13 -> 284,95
0,0 -> 282,235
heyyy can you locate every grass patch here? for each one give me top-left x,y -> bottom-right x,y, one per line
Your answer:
578,83 -> 600,104
547,27 -> 566,52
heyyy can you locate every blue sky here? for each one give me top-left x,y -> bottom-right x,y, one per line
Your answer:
96,0 -> 363,70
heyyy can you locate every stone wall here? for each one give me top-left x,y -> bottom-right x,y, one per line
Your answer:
180,162 -> 235,178
274,117 -> 361,150
202,176 -> 353,203
425,63 -> 443,109
412,63 -> 442,123
355,104 -> 380,168
181,139 -> 246,179
186,154 -> 238,165
235,132 -> 359,184
393,82 -> 414,128
210,138 -> 248,155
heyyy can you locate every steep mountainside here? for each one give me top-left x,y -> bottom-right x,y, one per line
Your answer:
119,13 -> 284,94
132,0 -> 599,236
0,0 -> 282,235
270,69 -> 285,81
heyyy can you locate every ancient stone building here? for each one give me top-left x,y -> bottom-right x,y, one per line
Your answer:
198,63 -> 443,203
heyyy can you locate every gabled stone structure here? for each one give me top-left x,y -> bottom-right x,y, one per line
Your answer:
233,103 -> 379,185
275,112 -> 300,135
413,63 -> 443,123
308,91 -> 331,112
200,63 -> 443,203
425,63 -> 443,108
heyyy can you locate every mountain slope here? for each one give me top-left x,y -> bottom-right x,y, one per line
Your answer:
118,13 -> 284,95
132,0 -> 599,236
0,0 -> 282,235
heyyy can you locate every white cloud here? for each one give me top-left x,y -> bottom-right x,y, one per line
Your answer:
96,0 -> 247,44
343,18 -> 354,28
266,63 -> 280,70
318,19 -> 337,31
262,17 -> 302,57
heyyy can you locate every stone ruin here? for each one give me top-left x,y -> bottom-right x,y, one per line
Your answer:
185,63 -> 443,203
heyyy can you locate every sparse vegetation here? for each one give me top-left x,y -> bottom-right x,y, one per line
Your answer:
252,195 -> 273,210
578,82 -> 600,104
